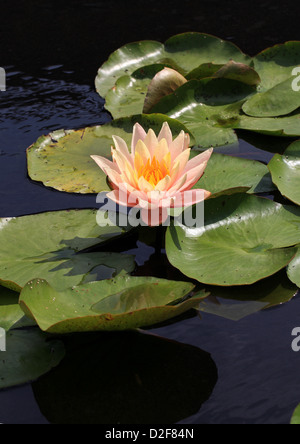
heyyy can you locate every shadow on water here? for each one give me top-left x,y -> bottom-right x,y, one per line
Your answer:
32,330 -> 218,424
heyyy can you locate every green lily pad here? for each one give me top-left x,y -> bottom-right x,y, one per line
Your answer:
237,113 -> 300,137
287,246 -> 300,288
268,140 -> 300,205
105,64 -> 171,119
291,404 -> 300,424
186,61 -> 261,87
192,151 -> 274,195
251,41 -> 300,90
27,114 -> 192,194
0,329 -> 65,389
105,61 -> 259,120
97,35 -> 300,145
0,210 -> 134,292
166,193 -> 300,286
151,78 -> 300,146
95,32 -> 250,98
150,78 -> 255,147
19,276 -> 208,333
0,286 -> 34,331
242,77 -> 300,117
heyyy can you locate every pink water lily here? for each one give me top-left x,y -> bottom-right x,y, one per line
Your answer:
91,122 -> 213,226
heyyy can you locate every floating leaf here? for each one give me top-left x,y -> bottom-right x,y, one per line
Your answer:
33,331 -> 218,424
186,62 -> 224,80
192,152 -> 274,195
166,194 -> 300,286
95,32 -> 250,98
143,67 -> 187,113
287,246 -> 300,288
291,404 -> 300,425
0,286 -> 34,331
237,113 -> 300,137
0,210 -> 134,291
105,64 -> 171,118
19,276 -> 207,333
151,78 -> 255,147
242,77 -> 300,117
151,78 -> 300,146
268,140 -> 300,205
251,41 -> 300,90
27,114 -> 192,193
0,329 -> 65,389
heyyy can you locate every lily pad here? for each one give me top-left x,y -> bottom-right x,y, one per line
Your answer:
27,114 -> 192,194
0,210 -> 134,292
0,286 -> 34,331
0,329 -> 65,389
151,78 -> 300,147
192,151 -> 274,195
95,32 -> 250,98
19,276 -> 208,333
166,193 -> 300,286
242,77 -> 300,117
150,78 -> 255,147
186,61 -> 260,86
251,41 -> 300,90
268,140 -> 300,205
291,404 -> 300,425
287,246 -> 300,288
105,64 -> 171,119
105,61 -> 259,120
96,35 -> 300,145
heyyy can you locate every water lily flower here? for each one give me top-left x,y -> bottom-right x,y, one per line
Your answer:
91,122 -> 213,226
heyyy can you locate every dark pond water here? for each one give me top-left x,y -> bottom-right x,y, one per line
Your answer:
0,0 -> 300,425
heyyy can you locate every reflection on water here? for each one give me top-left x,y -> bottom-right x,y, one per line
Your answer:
32,331 -> 218,424
0,67 -> 111,216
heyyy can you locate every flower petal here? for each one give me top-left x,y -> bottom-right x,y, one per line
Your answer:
141,207 -> 169,227
170,131 -> 186,161
183,148 -> 213,175
143,129 -> 158,157
90,155 -> 120,174
155,175 -> 171,192
134,140 -> 151,165
112,149 -> 138,187
170,148 -> 191,180
153,138 -> 169,162
158,122 -> 173,146
170,189 -> 211,208
112,136 -> 133,167
131,123 -> 147,156
138,175 -> 154,193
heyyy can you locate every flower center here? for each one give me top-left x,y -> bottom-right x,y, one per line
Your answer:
138,156 -> 170,187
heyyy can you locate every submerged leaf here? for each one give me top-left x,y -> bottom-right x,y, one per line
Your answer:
0,329 -> 65,389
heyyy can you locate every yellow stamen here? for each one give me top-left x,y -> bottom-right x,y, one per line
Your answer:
138,156 -> 170,187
